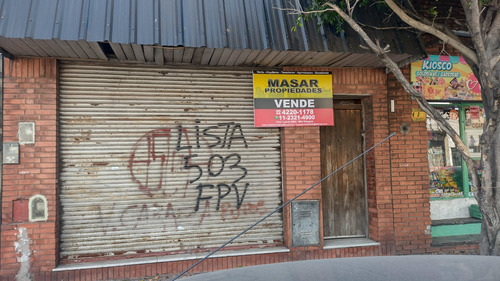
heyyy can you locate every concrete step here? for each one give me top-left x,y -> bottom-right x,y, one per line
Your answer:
431,217 -> 481,246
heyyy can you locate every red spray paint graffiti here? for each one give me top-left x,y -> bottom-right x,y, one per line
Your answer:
129,127 -> 193,198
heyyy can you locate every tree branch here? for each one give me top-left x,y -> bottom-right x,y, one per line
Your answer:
380,1 -> 465,40
358,22 -> 414,30
323,1 -> 480,189
384,0 -> 478,65
492,51 -> 500,69
346,0 -> 361,16
460,0 -> 488,65
485,4 -> 500,50
482,3 -> 495,35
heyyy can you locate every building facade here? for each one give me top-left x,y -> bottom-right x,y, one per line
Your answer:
0,1 -> 480,280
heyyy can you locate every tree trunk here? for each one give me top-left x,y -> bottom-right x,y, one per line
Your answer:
474,38 -> 500,251
479,136 -> 500,254
478,88 -> 500,255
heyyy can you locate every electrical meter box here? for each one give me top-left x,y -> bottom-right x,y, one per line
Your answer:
3,142 -> 19,164
291,200 -> 320,247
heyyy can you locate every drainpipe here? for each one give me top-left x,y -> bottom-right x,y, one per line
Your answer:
0,53 -> 4,260
0,53 -> 3,223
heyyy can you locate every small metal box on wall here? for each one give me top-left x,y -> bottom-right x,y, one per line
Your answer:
3,142 -> 19,164
291,200 -> 320,247
18,122 -> 35,144
29,195 -> 48,222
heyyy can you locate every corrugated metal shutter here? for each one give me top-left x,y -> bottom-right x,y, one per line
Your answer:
59,62 -> 283,260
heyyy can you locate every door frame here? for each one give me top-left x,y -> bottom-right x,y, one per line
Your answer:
321,98 -> 369,240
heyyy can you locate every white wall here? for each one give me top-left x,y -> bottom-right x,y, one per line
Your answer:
430,197 -> 478,220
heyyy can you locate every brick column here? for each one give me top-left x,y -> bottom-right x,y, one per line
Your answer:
281,126 -> 322,248
387,67 -> 432,254
0,58 -> 59,278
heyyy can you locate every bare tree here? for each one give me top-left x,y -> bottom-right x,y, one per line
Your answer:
293,0 -> 500,255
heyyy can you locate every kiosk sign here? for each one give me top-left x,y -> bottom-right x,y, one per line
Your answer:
411,55 -> 481,101
253,71 -> 333,127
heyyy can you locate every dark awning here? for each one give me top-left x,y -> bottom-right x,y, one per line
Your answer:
0,0 -> 425,67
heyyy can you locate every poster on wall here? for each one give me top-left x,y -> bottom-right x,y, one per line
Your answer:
253,71 -> 333,127
411,55 -> 481,101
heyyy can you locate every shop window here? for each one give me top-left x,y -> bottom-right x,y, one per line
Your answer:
427,103 -> 484,199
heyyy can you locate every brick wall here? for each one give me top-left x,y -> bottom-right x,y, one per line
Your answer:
6,246 -> 385,280
0,58 -> 59,277
0,58 -> 443,280
282,66 -> 395,254
281,126 -> 322,248
281,66 -> 434,255
387,66 -> 432,254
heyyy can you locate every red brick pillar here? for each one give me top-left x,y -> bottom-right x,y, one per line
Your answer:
387,67 -> 432,254
0,58 -> 59,278
281,126 -> 322,248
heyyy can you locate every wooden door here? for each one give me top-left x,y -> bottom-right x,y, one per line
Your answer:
321,100 -> 366,238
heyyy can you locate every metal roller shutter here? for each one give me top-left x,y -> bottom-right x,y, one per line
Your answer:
59,62 -> 283,260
